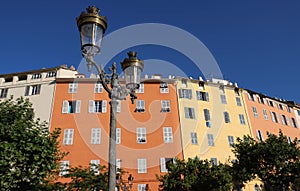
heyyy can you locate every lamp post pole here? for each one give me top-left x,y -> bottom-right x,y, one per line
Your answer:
76,6 -> 144,191
108,63 -> 118,191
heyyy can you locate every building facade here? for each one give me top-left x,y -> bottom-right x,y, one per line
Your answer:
0,66 -> 78,124
242,89 -> 300,142
49,75 -> 183,191
2,66 -> 300,191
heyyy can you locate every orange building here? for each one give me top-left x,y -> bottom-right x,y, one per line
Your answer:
242,89 -> 300,142
49,75 -> 183,191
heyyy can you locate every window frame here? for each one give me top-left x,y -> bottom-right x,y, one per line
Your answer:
137,127 -> 147,144
163,127 -> 173,143
190,132 -> 198,145
91,128 -> 101,144
63,129 -> 74,145
137,159 -> 147,173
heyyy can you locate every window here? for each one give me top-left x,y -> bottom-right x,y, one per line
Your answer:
224,112 -> 230,123
163,127 -> 173,143
90,160 -> 100,174
220,95 -> 227,104
199,82 -> 205,90
211,158 -> 218,166
287,137 -> 292,144
116,128 -> 121,144
234,88 -> 239,96
252,106 -> 258,118
88,100 -> 107,113
298,110 -> 300,116
32,73 -> 42,79
239,114 -> 246,125
46,71 -> 56,78
287,107 -> 292,113
137,128 -> 146,143
116,159 -> 121,172
179,89 -> 192,99
278,104 -> 284,110
138,184 -> 148,191
138,159 -> 147,173
207,134 -> 215,146
0,88 -> 8,98
268,100 -> 274,107
68,82 -> 78,93
263,109 -> 268,120
236,97 -> 242,106
160,82 -> 169,93
247,93 -> 254,101
25,84 -> 41,96
160,158 -> 174,173
262,98 -> 267,105
31,73 -> 42,79
190,132 -> 198,145
136,100 -> 145,112
117,100 -> 121,113
161,100 -> 170,112
94,81 -> 103,93
257,96 -> 262,104
62,100 -> 81,113
63,129 -> 74,145
228,136 -> 234,147
184,107 -> 195,119
256,130 -> 264,141
181,79 -> 187,88
136,83 -> 144,93
219,86 -> 225,94
204,109 -> 210,121
196,91 -> 209,101
91,128 -> 101,144
270,111 -> 279,123
291,117 -> 298,128
280,115 -> 289,126
59,161 -> 69,176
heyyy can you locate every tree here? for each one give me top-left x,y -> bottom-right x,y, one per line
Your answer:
0,97 -> 65,191
232,132 -> 300,191
62,164 -> 108,191
157,157 -> 233,191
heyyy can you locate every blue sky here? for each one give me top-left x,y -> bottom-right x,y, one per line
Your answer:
0,1 -> 299,102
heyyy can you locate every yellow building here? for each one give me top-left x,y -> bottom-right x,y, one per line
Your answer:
176,77 -> 259,190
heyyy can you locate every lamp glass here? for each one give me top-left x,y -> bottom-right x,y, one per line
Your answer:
123,65 -> 142,90
80,23 -> 104,55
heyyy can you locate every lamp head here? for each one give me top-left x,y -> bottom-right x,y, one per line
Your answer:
76,6 -> 107,56
120,51 -> 144,90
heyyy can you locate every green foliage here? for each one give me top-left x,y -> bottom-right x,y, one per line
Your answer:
0,97 -> 65,191
62,164 -> 108,191
157,157 -> 233,191
232,132 -> 300,190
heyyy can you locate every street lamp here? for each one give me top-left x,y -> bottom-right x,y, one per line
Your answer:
76,6 -> 144,191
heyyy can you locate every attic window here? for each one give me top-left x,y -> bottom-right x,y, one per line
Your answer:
19,75 -> 27,81
4,77 -> 13,83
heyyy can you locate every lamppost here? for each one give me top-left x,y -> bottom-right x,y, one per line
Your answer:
76,6 -> 144,191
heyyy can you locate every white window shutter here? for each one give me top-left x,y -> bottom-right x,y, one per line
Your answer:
88,100 -> 95,113
69,129 -> 74,144
160,158 -> 167,172
102,100 -> 107,113
205,92 -> 210,101
178,89 -> 183,98
188,89 -> 193,99
75,100 -> 81,113
62,100 -> 69,113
